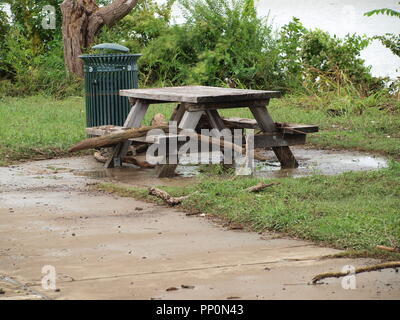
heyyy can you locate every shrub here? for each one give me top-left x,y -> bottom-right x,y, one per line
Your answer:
279,18 -> 375,94
0,30 -> 82,98
140,0 -> 284,89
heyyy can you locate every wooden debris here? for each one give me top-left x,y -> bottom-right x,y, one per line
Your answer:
376,245 -> 400,253
73,124 -> 273,162
93,151 -> 155,169
246,182 -> 279,193
312,261 -> 400,284
151,113 -> 167,127
185,212 -> 202,217
181,285 -> 195,289
69,125 -> 169,153
148,187 -> 194,206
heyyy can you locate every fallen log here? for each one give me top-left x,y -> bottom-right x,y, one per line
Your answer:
312,261 -> 400,284
69,125 -> 169,153
70,125 -> 268,162
246,182 -> 279,193
148,187 -> 195,206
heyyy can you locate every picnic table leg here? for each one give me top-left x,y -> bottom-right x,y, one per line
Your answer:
105,99 -> 149,168
250,104 -> 299,169
156,108 -> 204,178
205,110 -> 235,167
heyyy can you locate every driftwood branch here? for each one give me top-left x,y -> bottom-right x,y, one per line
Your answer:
312,262 -> 400,284
246,182 -> 279,193
70,124 -> 269,162
69,125 -> 169,152
148,187 -> 195,206
376,245 -> 400,253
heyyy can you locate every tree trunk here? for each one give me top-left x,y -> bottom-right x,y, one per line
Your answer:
61,0 -> 139,77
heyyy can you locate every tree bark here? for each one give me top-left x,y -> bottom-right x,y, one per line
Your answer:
61,0 -> 139,77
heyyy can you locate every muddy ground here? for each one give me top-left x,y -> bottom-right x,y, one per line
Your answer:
0,152 -> 399,300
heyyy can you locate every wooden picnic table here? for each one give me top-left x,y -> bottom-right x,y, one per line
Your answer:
86,86 -> 318,177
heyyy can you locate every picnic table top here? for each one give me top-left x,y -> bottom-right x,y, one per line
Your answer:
120,86 -> 281,104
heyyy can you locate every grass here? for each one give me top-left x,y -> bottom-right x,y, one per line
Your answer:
0,90 -> 399,259
0,96 -> 86,165
1,90 -> 399,165
97,161 -> 400,259
0,96 -> 172,165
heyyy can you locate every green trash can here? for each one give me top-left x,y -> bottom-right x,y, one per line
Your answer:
80,43 -> 141,128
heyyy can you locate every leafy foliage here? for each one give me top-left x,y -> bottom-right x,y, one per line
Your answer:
0,29 -> 82,98
0,0 -> 62,53
0,0 -> 388,97
140,0 -> 284,89
97,0 -> 174,53
279,18 -> 373,94
365,2 -> 400,58
365,4 -> 400,18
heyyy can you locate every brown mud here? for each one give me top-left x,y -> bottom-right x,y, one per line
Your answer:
0,154 -> 398,300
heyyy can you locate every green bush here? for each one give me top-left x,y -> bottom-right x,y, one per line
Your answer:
0,0 -> 387,98
140,0 -> 284,89
0,30 -> 82,98
279,18 -> 375,94
97,0 -> 174,53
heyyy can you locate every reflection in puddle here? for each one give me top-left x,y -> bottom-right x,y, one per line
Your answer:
74,148 -> 388,184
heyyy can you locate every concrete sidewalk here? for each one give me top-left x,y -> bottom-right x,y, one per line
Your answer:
0,156 -> 398,300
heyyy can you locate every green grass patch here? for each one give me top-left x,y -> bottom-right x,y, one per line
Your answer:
1,91 -> 399,165
220,92 -> 400,157
0,96 -> 179,165
0,96 -> 86,165
97,161 -> 400,259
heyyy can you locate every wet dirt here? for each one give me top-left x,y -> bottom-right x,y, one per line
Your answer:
254,147 -> 388,178
72,147 -> 388,185
0,155 -> 398,300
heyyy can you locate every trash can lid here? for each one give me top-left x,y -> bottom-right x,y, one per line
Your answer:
92,43 -> 130,53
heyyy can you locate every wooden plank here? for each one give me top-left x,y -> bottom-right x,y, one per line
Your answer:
254,133 -> 306,148
205,109 -> 235,167
185,99 -> 269,111
157,110 -> 204,178
169,103 -> 186,124
86,126 -> 125,137
273,147 -> 299,169
250,106 -> 276,132
120,86 -> 281,104
105,100 -> 149,168
205,110 -> 226,131
178,111 -> 205,130
276,123 -> 319,134
222,118 -> 319,133
250,105 -> 299,168
222,117 -> 259,129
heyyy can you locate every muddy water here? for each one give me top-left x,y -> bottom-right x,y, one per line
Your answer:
254,148 -> 388,179
71,148 -> 388,187
0,155 -> 398,300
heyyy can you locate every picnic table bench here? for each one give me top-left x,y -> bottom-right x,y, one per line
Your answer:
86,86 -> 318,177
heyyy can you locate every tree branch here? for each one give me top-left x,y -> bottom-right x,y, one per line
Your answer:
97,0 -> 139,27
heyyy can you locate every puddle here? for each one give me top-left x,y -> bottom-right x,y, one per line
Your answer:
73,148 -> 388,185
253,148 -> 388,179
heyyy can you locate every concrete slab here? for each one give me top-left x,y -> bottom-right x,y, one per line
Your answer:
0,156 -> 398,300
